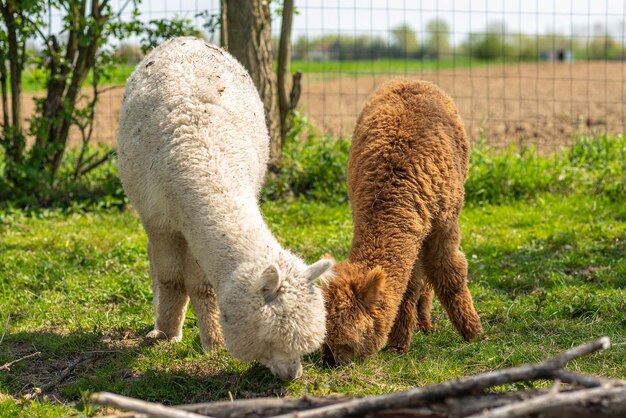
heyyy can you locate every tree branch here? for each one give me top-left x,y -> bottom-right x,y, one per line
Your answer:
277,0 -> 294,141
466,384 -> 626,418
0,351 -> 40,371
25,351 -> 95,399
89,338 -> 618,418
89,392 -> 211,418
77,150 -> 116,177
178,396 -> 347,418
270,338 -> 611,418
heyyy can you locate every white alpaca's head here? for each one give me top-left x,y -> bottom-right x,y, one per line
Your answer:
218,255 -> 333,380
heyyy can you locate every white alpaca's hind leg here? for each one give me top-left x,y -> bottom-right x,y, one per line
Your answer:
146,228 -> 189,342
184,250 -> 224,350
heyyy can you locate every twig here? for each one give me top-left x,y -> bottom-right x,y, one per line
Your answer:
270,338 -> 611,418
543,337 -> 610,369
24,351 -> 95,399
0,351 -> 41,371
551,369 -> 620,388
90,392 -> 211,418
466,384 -> 626,418
98,85 -> 125,94
90,338 -> 617,418
77,149 -> 116,177
178,396 -> 346,418
0,313 -> 9,345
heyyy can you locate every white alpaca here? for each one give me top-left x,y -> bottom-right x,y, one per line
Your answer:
117,36 -> 331,380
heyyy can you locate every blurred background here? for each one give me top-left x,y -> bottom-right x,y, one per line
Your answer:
1,0 -> 625,203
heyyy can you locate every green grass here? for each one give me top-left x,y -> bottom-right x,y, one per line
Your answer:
290,57 -> 494,82
21,64 -> 136,93
1,190 -> 625,416
0,134 -> 625,415
20,57 -> 491,92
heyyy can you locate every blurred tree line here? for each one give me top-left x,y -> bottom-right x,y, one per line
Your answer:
1,0 -> 624,208
292,19 -> 626,61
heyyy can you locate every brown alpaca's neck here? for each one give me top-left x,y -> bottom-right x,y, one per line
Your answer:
348,225 -> 422,298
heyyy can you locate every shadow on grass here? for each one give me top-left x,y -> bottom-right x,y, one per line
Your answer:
0,330 -> 290,406
469,235 -> 626,295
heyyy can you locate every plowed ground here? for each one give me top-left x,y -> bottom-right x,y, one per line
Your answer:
15,61 -> 626,152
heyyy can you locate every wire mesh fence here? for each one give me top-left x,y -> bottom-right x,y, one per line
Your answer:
80,0 -> 626,152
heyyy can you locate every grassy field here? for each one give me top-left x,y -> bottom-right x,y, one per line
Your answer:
1,195 -> 625,416
19,58 -> 494,92
20,64 -> 137,93
0,135 -> 625,416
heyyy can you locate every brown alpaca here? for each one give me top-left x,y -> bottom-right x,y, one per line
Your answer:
322,80 -> 482,365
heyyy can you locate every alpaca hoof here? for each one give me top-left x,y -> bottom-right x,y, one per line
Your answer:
387,332 -> 412,354
414,321 -> 433,333
386,344 -> 410,355
460,324 -> 483,341
200,335 -> 225,351
146,329 -> 182,342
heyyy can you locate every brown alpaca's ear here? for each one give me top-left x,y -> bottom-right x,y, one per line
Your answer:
357,266 -> 386,311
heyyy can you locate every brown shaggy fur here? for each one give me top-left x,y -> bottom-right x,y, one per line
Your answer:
322,80 -> 482,365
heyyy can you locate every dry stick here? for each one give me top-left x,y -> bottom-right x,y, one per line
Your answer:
466,384 -> 626,418
0,351 -> 41,371
99,412 -> 151,418
178,396 -> 346,418
90,392 -> 211,418
551,369 -> 622,388
270,337 -> 611,418
176,392 -> 555,418
100,414 -> 147,418
0,313 -> 10,345
25,351 -> 95,399
442,390 -> 550,418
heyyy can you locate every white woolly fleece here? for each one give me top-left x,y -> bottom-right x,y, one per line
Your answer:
117,36 -> 332,380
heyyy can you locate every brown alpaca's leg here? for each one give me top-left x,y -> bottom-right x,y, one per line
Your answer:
146,229 -> 190,342
422,223 -> 482,341
386,276 -> 418,353
413,261 -> 433,332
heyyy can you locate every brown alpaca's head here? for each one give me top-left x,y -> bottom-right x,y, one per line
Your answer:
321,262 -> 387,365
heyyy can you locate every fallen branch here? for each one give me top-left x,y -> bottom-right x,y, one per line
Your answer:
551,369 -> 620,388
0,313 -> 10,345
100,413 -> 146,418
178,396 -> 347,418
89,338 -> 618,418
25,351 -> 96,399
90,392 -> 210,418
270,338 -> 611,418
467,384 -> 626,418
0,351 -> 40,371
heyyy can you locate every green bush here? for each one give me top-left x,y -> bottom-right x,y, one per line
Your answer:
263,112 -> 350,204
465,134 -> 626,205
0,146 -> 126,211
465,139 -> 570,204
564,134 -> 626,201
1,122 -> 624,211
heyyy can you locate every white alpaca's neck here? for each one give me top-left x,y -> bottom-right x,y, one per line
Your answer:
181,191 -> 281,288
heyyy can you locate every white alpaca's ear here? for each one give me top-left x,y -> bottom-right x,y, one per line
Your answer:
257,264 -> 283,303
304,259 -> 334,283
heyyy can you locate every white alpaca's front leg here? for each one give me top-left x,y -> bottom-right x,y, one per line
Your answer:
146,229 -> 190,342
184,252 -> 224,350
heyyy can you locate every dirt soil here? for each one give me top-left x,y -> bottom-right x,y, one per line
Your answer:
300,61 -> 626,152
13,61 -> 626,152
